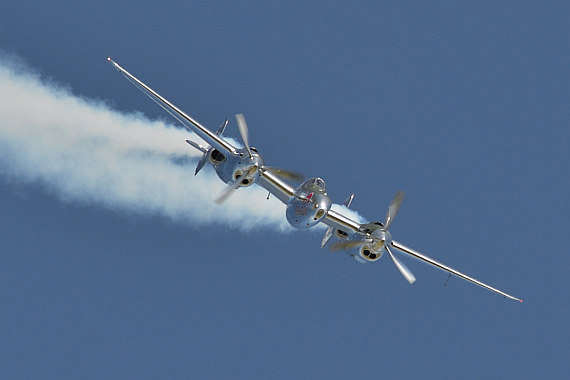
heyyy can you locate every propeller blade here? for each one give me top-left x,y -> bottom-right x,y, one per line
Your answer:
214,165 -> 259,205
262,166 -> 304,182
384,191 -> 404,231
321,227 -> 334,248
385,245 -> 416,284
329,239 -> 371,252
235,113 -> 252,158
214,174 -> 245,205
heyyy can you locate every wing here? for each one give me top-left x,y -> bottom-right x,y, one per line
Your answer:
108,58 -> 236,155
320,205 -> 521,301
322,208 -> 361,234
257,169 -> 296,203
391,240 -> 522,302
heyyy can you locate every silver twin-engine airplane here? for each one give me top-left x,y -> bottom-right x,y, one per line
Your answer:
108,58 -> 522,302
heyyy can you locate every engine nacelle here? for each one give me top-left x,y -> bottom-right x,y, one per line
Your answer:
335,229 -> 349,239
359,242 -> 383,262
347,236 -> 387,263
208,148 -> 226,165
354,228 -> 391,263
209,146 -> 264,187
231,168 -> 257,187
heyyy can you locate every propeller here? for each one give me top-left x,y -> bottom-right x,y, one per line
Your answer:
235,113 -> 252,158
214,114 -> 304,204
234,114 -> 303,180
384,191 -> 404,231
260,166 -> 304,182
214,169 -> 256,205
329,191 -> 417,284
329,239 -> 373,252
386,245 -> 416,284
381,191 -> 417,283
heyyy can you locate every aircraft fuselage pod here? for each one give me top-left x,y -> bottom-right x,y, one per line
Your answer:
285,178 -> 332,228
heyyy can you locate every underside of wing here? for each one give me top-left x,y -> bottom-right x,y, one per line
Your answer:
108,58 -> 236,155
390,240 -> 522,301
257,169 -> 296,204
323,209 -> 361,235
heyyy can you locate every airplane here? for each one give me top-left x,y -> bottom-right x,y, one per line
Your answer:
107,58 -> 521,302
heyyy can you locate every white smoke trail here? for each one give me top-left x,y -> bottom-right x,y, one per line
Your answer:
0,56 -> 294,231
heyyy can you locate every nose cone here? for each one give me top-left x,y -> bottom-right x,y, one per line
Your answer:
251,151 -> 264,167
371,229 -> 392,244
285,193 -> 331,229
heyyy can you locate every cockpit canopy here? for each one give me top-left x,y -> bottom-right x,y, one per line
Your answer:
301,177 -> 326,191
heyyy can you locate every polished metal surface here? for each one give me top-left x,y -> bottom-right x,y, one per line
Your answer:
109,58 -> 521,301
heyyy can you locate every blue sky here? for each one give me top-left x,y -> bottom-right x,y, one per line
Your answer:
0,1 -> 568,378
